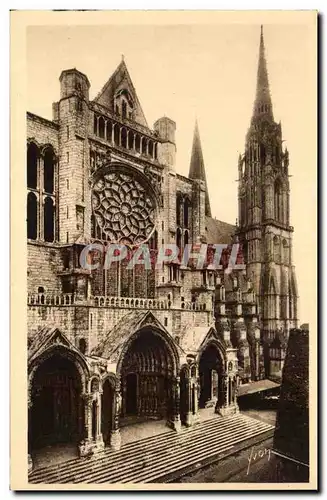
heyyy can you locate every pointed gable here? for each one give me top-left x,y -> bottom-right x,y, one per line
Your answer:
91,310 -> 181,363
28,326 -> 81,364
94,58 -> 149,128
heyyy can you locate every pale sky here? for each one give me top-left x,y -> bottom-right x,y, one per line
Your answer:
26,21 -> 316,325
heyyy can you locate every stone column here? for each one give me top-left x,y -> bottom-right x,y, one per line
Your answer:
104,120 -> 107,141
168,376 -> 181,432
185,376 -> 192,427
110,381 -> 122,451
194,381 -> 199,416
111,124 -> 115,144
78,393 -> 94,457
27,396 -> 33,472
216,373 -> 229,415
94,393 -> 104,452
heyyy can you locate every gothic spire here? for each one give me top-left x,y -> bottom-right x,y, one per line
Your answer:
188,120 -> 211,217
252,25 -> 274,123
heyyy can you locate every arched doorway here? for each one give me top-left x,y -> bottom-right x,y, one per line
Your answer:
120,328 -> 176,422
198,343 -> 225,409
29,353 -> 84,450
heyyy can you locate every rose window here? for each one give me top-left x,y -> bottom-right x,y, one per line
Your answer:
92,171 -> 156,245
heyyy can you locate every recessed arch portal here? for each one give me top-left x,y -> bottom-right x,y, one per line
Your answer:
118,327 -> 178,421
29,352 -> 85,450
198,342 -> 225,409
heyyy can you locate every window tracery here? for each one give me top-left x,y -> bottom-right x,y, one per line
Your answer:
92,170 -> 156,245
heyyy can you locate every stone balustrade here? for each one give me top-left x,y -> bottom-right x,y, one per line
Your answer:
27,293 -> 210,311
27,293 -> 74,306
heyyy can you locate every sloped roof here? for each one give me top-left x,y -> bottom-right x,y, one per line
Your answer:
205,216 -> 235,244
179,326 -> 212,354
93,59 -> 148,128
238,379 -> 280,397
28,326 -> 83,364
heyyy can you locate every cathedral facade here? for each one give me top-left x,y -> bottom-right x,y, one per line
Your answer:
26,28 -> 298,462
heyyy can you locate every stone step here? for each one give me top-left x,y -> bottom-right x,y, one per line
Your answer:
29,414 -> 274,484
82,416 -> 261,484
30,414 -> 245,483
29,414 -> 236,482
117,420 -> 272,484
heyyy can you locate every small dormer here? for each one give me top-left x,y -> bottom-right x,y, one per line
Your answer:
114,88 -> 134,120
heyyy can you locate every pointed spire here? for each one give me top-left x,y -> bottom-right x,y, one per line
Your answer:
252,25 -> 274,122
188,120 -> 211,217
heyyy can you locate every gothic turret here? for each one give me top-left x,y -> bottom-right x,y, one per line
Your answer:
188,120 -> 211,217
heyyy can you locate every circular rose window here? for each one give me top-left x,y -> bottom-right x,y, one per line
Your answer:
92,170 -> 156,245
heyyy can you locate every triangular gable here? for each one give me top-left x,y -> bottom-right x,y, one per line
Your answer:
136,311 -> 171,336
94,59 -> 148,128
28,326 -> 80,364
179,325 -> 220,355
92,310 -> 182,363
199,326 -> 220,350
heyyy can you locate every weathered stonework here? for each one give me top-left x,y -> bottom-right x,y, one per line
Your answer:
26,31 -> 298,468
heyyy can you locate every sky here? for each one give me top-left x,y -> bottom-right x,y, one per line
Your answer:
26,20 -> 316,325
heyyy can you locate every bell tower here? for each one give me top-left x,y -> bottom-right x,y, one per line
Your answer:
237,27 -> 299,377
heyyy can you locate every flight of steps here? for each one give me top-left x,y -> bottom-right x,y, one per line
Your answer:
29,413 -> 274,484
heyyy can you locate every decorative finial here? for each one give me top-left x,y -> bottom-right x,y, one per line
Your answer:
121,54 -> 124,62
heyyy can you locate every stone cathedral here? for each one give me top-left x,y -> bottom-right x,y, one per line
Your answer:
26,28 -> 298,461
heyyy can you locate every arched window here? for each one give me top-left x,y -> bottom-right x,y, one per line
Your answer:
282,239 -> 289,264
148,141 -> 154,157
269,280 -> 277,319
176,228 -> 182,252
98,117 -> 105,139
114,124 -> 120,146
43,147 -> 55,194
274,179 -> 283,222
141,137 -> 147,155
44,196 -> 55,242
121,128 -> 127,149
128,131 -> 134,150
135,134 -> 141,152
184,198 -> 190,228
184,230 -> 189,246
122,100 -> 127,119
106,121 -> 112,142
273,235 -> 280,262
27,192 -> 37,240
176,195 -> 182,226
27,143 -> 38,189
154,143 -> 158,160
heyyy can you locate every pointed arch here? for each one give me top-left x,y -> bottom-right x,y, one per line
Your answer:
27,142 -> 39,189
121,127 -> 127,149
98,116 -> 105,139
27,192 -> 38,240
44,196 -> 55,242
274,178 -> 283,223
43,146 -> 56,194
